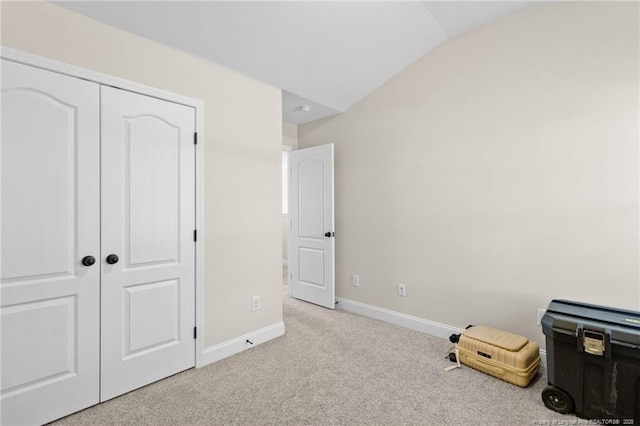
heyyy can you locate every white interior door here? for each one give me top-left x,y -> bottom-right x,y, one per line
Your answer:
1,60 -> 101,425
289,144 -> 335,309
100,86 -> 196,401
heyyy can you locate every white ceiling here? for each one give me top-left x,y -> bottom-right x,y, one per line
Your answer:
55,1 -> 536,124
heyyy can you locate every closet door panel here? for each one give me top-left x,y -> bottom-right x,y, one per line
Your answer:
1,59 -> 100,426
126,117 -> 181,267
100,86 -> 195,401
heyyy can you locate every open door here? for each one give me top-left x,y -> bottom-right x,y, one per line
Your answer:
289,144 -> 335,309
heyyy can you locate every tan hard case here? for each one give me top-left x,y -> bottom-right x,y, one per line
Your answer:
456,325 -> 541,387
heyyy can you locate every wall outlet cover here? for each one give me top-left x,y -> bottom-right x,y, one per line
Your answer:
351,275 -> 359,287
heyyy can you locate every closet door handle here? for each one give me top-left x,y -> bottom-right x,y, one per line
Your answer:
106,254 -> 119,265
82,255 -> 96,267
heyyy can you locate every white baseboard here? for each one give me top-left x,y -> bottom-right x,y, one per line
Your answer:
282,259 -> 288,267
201,321 -> 285,366
336,297 -> 548,368
336,297 -> 464,340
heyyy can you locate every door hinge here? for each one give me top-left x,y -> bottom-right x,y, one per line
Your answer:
193,327 -> 197,339
194,230 -> 197,242
194,132 -> 198,145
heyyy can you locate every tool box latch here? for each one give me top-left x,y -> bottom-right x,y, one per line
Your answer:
583,330 -> 605,356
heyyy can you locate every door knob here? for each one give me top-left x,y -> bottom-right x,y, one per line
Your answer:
106,254 -> 119,265
324,232 -> 334,238
82,255 -> 96,267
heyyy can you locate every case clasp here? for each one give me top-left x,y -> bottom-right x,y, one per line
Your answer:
583,330 -> 605,356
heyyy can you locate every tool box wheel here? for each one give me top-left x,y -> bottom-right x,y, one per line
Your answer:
542,385 -> 573,414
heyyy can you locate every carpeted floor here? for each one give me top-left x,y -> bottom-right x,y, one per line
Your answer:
52,269 -> 572,425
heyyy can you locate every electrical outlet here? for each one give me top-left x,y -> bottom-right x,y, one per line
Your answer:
398,284 -> 406,297
252,296 -> 260,312
351,275 -> 359,287
537,308 -> 545,326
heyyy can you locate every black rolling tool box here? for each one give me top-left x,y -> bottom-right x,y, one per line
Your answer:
541,299 -> 640,421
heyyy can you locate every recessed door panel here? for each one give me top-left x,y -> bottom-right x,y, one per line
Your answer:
298,248 -> 325,288
101,86 -> 195,401
126,116 -> 180,267
1,297 -> 77,393
125,279 -> 180,356
0,59 -> 100,426
1,89 -> 76,283
298,158 -> 324,240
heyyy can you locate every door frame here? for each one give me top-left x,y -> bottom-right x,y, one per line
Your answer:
1,47 -> 207,368
282,145 -> 294,297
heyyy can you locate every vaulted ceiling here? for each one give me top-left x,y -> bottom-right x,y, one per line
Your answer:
55,1 -> 536,124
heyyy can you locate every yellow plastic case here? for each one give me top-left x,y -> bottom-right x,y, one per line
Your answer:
457,325 -> 541,387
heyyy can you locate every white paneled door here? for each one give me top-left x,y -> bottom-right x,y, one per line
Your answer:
289,144 -> 335,309
1,59 -> 197,424
1,60 -> 101,425
100,86 -> 196,401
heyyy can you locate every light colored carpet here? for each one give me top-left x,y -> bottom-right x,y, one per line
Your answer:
52,269 -> 572,425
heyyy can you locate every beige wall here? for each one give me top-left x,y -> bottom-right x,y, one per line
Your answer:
283,122 -> 298,150
1,1 -> 283,347
299,2 -> 639,348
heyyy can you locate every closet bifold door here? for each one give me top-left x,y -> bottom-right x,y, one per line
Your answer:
1,60 -> 101,425
100,86 -> 196,401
